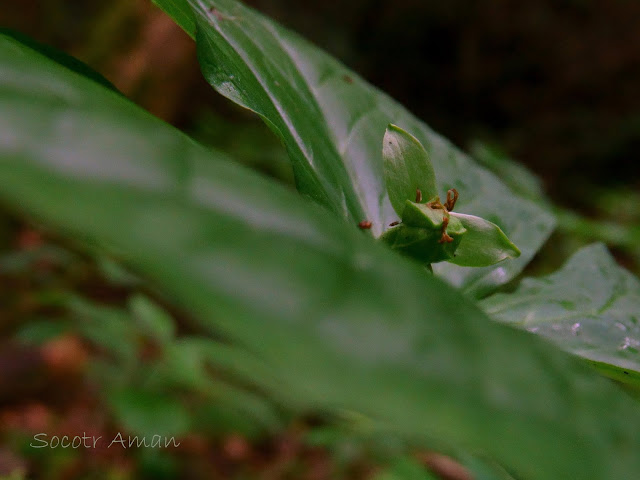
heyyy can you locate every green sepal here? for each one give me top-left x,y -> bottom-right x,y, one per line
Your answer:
401,198 -> 444,228
448,212 -> 521,267
383,124 -> 438,216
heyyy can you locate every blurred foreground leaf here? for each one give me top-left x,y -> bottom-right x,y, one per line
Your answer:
109,388 -> 191,438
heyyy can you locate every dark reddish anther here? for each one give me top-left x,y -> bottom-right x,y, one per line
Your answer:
358,220 -> 372,230
342,75 -> 354,84
438,216 -> 454,243
428,199 -> 444,210
415,188 -> 423,203
445,188 -> 459,211
440,233 -> 454,243
389,221 -> 400,226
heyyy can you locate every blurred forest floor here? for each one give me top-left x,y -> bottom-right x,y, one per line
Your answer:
1,0 -> 639,478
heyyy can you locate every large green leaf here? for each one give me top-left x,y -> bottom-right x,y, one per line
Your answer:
151,0 -> 555,297
0,28 -> 121,94
482,243 -> 640,387
2,33 -> 640,479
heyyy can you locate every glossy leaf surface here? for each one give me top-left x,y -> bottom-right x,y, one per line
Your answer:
2,32 -> 640,479
152,0 -> 555,296
482,243 -> 640,386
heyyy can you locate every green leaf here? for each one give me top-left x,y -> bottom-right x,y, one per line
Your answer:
382,124 -> 437,216
137,449 -> 180,480
151,0 -> 196,37
129,294 -> 176,344
109,388 -> 191,438
374,456 -> 440,480
97,255 -> 142,287
151,0 -> 555,296
482,243 -> 640,387
161,339 -> 283,433
2,32 -> 640,479
448,213 -> 521,267
14,319 -> 70,345
0,28 -> 121,95
67,296 -> 137,366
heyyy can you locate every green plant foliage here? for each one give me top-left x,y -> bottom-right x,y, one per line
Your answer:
2,32 -> 640,479
0,243 -> 76,275
189,109 -> 294,185
482,243 -> 640,387
14,319 -> 70,345
152,0 -> 555,297
373,456 -> 440,480
160,337 -> 285,434
129,294 -> 176,345
67,296 -> 138,367
109,388 -> 191,438
471,141 -> 640,277
447,213 -> 520,267
68,293 -> 282,437
0,28 -> 121,94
